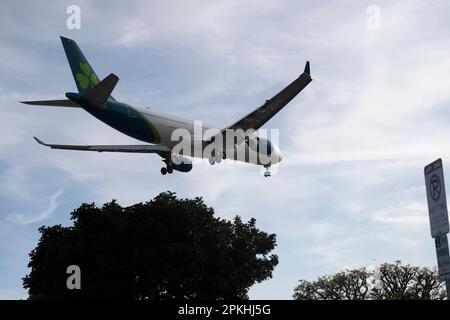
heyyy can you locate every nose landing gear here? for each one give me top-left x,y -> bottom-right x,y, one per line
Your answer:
264,165 -> 271,177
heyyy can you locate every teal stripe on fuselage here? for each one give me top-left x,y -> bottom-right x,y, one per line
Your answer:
82,101 -> 157,144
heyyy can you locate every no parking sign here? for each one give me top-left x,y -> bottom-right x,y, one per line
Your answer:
425,159 -> 450,284
424,158 -> 449,238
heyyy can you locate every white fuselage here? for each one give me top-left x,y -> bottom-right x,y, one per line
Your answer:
133,105 -> 282,165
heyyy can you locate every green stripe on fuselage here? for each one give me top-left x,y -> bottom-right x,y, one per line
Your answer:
135,108 -> 161,144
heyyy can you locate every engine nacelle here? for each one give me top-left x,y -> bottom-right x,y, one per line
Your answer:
171,154 -> 193,172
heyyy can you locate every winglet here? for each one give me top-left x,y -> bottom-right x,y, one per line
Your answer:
33,136 -> 49,146
304,61 -> 311,75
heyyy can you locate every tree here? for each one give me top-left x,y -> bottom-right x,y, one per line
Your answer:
23,192 -> 278,300
293,261 -> 446,300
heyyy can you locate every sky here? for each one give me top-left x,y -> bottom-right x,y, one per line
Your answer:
1,0 -> 450,299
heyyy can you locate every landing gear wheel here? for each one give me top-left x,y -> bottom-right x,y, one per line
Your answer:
161,167 -> 167,175
264,165 -> 271,177
167,166 -> 173,174
209,157 -> 215,165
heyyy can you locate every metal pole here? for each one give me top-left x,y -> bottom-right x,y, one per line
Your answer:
446,280 -> 450,300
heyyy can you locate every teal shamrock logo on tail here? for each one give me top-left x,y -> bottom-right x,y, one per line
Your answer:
76,62 -> 99,89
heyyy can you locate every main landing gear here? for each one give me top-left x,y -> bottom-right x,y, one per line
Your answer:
264,165 -> 271,177
161,167 -> 173,175
161,161 -> 174,175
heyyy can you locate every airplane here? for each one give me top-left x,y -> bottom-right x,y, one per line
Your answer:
22,37 -> 312,177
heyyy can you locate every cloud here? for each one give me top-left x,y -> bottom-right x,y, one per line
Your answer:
371,201 -> 429,226
6,190 -> 63,225
114,19 -> 153,48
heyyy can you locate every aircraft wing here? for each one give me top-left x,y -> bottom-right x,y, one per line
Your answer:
33,137 -> 170,155
226,61 -> 312,132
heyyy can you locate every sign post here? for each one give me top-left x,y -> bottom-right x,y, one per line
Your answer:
425,158 -> 450,299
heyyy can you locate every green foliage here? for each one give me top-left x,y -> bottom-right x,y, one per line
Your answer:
23,192 -> 278,300
293,261 -> 446,300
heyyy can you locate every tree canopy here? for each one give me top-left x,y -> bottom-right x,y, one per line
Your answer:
23,192 -> 278,300
293,261 -> 446,300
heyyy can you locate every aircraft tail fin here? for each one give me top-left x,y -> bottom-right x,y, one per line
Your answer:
60,36 -> 104,95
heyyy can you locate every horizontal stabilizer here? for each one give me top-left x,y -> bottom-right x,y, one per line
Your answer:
83,73 -> 119,108
21,99 -> 79,107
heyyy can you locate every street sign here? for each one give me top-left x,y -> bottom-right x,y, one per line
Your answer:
424,159 -> 450,237
435,234 -> 450,281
